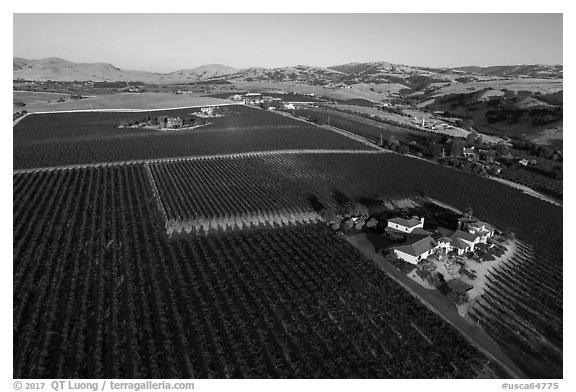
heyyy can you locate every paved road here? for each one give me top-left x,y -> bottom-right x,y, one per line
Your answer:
13,112 -> 30,127
271,108 -> 558,208
346,232 -> 527,379
270,108 -> 384,151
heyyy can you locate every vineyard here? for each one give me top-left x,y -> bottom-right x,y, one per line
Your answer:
145,152 -> 563,378
498,167 -> 562,200
13,105 -> 372,169
13,165 -> 499,378
147,152 -> 395,234
13,147 -> 562,378
468,241 -> 563,378
293,106 -> 423,144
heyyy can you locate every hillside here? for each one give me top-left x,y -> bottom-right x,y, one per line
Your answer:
13,58 -> 236,84
423,87 -> 563,141
13,57 -> 563,144
14,57 -> 563,88
455,64 -> 563,79
226,65 -> 345,85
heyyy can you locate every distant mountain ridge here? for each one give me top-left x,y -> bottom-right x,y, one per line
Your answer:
454,64 -> 563,79
13,57 -> 563,85
13,57 -> 238,84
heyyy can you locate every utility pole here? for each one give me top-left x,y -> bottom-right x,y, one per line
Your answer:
380,133 -> 383,146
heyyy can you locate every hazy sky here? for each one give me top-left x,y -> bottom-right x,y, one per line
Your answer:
13,13 -> 563,72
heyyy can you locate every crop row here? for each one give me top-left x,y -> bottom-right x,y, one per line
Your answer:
13,151 -> 562,378
468,241 -> 563,378
14,165 -> 497,378
499,168 -> 562,200
13,105 -> 370,169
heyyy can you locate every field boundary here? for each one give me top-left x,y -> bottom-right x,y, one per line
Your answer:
164,213 -> 321,235
144,163 -> 169,223
13,149 -> 385,174
488,176 -> 562,207
270,108 -> 385,151
22,102 -> 242,115
13,113 -> 31,127
271,107 -> 562,208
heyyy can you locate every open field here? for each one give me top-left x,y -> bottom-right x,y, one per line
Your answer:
13,91 -> 74,112
205,92 -> 322,102
12,91 -> 229,113
14,165 -> 500,378
14,105 -> 371,169
293,107 -> 415,143
431,78 -> 563,98
328,104 -> 472,138
232,81 -> 386,102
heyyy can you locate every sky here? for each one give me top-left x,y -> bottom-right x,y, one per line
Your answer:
13,13 -> 563,72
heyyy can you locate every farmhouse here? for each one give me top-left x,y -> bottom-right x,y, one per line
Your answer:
385,217 -> 430,240
231,94 -> 245,103
449,230 -> 480,255
393,236 -> 438,265
463,147 -> 479,160
166,117 -> 183,128
466,221 -> 495,242
391,216 -> 495,263
201,107 -> 214,116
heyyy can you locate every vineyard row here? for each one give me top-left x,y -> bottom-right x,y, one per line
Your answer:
13,149 -> 384,174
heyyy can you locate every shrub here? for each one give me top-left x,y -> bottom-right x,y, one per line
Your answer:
448,289 -> 469,305
427,272 -> 445,287
384,252 -> 415,273
418,258 -> 437,273
365,218 -> 378,228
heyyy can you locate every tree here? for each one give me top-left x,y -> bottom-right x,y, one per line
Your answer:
354,219 -> 366,230
366,218 -> 378,228
494,143 -> 510,157
321,208 -> 338,225
384,253 -> 416,273
398,144 -> 409,155
386,135 -> 400,150
448,289 -> 469,305
426,141 -> 443,158
552,165 -> 562,180
342,219 -> 354,233
347,202 -> 369,218
450,138 -> 465,157
466,132 -> 478,145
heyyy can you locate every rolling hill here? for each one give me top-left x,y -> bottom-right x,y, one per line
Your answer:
13,57 -> 563,144
13,58 -> 237,84
455,65 -> 563,79
14,57 -> 563,87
